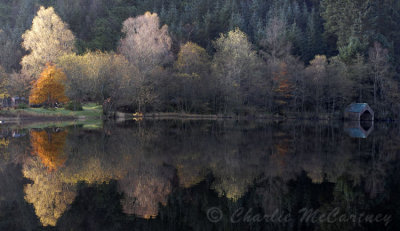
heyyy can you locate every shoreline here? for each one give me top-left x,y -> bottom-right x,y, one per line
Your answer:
121,112 -> 345,121
1,110 -> 393,124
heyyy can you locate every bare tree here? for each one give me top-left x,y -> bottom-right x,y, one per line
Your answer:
260,17 -> 291,62
369,42 -> 389,106
6,72 -> 34,98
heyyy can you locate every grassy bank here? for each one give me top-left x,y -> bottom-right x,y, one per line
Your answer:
0,103 -> 102,122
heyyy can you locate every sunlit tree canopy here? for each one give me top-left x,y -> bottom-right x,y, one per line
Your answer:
21,6 -> 75,79
29,63 -> 69,106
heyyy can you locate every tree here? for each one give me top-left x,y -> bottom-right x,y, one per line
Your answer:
173,42 -> 211,112
119,12 -> 172,74
0,65 -> 8,98
338,37 -> 366,64
303,7 -> 326,63
367,42 -> 400,117
325,56 -> 352,114
321,0 -> 372,49
345,54 -> 368,102
21,6 -> 75,79
258,16 -> 300,113
212,28 -> 261,113
54,0 -> 137,53
0,28 -> 23,72
271,61 -> 294,113
175,42 -> 210,77
305,55 -> 328,113
57,51 -> 139,116
56,54 -> 89,104
260,17 -> 291,62
29,63 -> 69,107
118,12 -> 175,113
368,42 -> 390,106
6,71 -> 34,99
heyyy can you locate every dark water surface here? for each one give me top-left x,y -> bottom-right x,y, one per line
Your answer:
0,120 -> 399,230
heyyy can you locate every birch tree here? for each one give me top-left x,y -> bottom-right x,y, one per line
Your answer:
119,12 -> 172,74
21,6 -> 75,79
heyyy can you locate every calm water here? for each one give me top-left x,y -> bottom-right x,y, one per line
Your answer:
0,119 -> 399,230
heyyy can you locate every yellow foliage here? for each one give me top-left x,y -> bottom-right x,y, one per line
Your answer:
175,42 -> 209,77
0,66 -> 9,97
29,63 -> 69,106
0,138 -> 9,147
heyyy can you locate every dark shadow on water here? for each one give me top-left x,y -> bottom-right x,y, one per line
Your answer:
51,171 -> 399,231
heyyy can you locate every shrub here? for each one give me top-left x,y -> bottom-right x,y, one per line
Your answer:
65,101 -> 83,111
17,103 -> 28,109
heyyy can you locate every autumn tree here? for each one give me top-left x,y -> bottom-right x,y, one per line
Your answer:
212,28 -> 262,113
21,6 -> 75,79
119,12 -> 172,74
305,55 -> 328,113
57,51 -> 138,116
271,62 -> 294,113
118,12 -> 172,112
258,16 -> 301,113
55,54 -> 88,104
29,63 -> 69,107
173,42 -> 212,112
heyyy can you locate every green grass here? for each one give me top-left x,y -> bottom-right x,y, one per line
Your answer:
0,103 -> 102,119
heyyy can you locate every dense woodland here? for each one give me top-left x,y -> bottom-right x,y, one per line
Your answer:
1,0 -> 400,119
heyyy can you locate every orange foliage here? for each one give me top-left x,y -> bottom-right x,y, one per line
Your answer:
30,130 -> 68,171
29,63 -> 69,106
273,62 -> 293,105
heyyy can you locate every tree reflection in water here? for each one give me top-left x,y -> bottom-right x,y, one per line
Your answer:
0,120 -> 398,230
30,129 -> 68,171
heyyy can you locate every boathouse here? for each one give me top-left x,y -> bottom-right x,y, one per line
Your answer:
344,103 -> 374,121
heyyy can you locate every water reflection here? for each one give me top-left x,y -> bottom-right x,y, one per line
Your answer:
0,120 -> 399,230
30,129 -> 68,171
